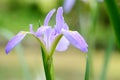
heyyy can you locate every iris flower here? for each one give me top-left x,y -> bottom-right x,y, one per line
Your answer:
63,0 -> 76,13
5,7 -> 88,55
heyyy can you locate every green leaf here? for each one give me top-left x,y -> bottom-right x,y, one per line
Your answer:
104,0 -> 120,47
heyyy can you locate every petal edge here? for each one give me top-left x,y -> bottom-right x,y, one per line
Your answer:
44,9 -> 56,26
62,30 -> 88,52
5,31 -> 28,54
56,36 -> 70,51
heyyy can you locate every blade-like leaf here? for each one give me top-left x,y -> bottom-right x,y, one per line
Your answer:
104,0 -> 120,47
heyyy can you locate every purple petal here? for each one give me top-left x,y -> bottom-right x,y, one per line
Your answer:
98,0 -> 103,2
44,28 -> 57,51
56,7 -> 64,26
62,29 -> 88,52
64,23 -> 69,30
44,9 -> 56,26
35,26 -> 52,47
43,27 -> 52,49
63,0 -> 76,13
29,24 -> 34,33
5,31 -> 28,54
35,26 -> 50,38
55,7 -> 69,33
56,36 -> 70,51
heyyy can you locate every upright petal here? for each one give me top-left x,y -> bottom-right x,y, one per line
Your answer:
62,29 -> 88,52
35,26 -> 52,46
43,27 -> 52,50
63,0 -> 76,13
44,9 -> 56,26
5,31 -> 28,54
56,7 -> 64,26
35,26 -> 50,38
55,7 -> 69,33
29,24 -> 35,34
56,36 -> 70,51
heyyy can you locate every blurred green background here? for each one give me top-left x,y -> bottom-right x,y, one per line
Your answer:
0,0 -> 120,80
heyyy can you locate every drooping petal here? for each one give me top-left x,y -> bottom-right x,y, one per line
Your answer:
63,0 -> 76,13
44,9 -> 56,26
5,31 -> 28,54
29,24 -> 35,34
55,7 -> 69,33
62,29 -> 88,52
56,36 -> 70,51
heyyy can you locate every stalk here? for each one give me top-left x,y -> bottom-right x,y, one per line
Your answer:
100,36 -> 114,80
41,47 -> 54,80
85,56 -> 89,80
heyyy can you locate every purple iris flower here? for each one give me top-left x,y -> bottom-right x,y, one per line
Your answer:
63,0 -> 76,13
5,7 -> 88,54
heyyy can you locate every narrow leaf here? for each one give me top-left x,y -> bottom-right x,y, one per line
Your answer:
104,0 -> 120,47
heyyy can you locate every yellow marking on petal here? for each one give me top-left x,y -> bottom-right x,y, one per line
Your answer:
21,31 -> 27,34
69,30 -> 73,32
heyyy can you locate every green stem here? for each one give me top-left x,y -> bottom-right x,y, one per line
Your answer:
41,47 -> 54,80
84,1 -> 99,80
100,36 -> 114,80
85,56 -> 89,80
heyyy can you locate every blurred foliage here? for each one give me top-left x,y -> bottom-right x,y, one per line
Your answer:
0,1 -> 120,80
0,0 -> 119,50
104,0 -> 120,48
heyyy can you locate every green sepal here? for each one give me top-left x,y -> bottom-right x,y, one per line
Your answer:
49,34 -> 63,57
31,34 -> 48,54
